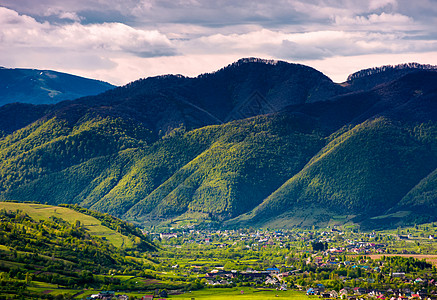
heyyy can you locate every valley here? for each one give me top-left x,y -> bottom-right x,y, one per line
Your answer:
0,59 -> 436,299
2,202 -> 437,299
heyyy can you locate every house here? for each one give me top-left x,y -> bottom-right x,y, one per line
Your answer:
160,233 -> 177,239
267,267 -> 280,275
353,287 -> 367,295
240,271 -> 269,279
265,276 -> 279,285
330,290 -> 339,298
316,284 -> 325,292
140,296 -> 154,300
96,291 -> 115,300
340,288 -> 349,298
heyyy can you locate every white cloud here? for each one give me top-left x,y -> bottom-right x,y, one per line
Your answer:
56,23 -> 175,56
180,29 -> 427,61
0,6 -> 175,56
43,8 -> 83,22
334,12 -> 413,26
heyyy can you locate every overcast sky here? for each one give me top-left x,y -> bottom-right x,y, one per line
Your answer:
1,0 -> 437,85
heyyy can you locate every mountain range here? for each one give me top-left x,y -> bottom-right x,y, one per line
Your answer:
0,58 -> 436,229
0,67 -> 115,107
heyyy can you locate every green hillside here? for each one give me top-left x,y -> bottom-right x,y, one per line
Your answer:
125,114 -> 325,221
0,112 -> 326,223
231,118 -> 437,228
1,110 -> 436,229
0,202 -> 154,250
0,203 -> 156,299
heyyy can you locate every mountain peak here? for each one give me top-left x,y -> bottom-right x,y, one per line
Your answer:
233,57 -> 280,66
347,62 -> 437,81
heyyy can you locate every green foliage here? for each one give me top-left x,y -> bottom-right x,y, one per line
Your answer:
0,99 -> 436,228
126,113 -> 324,220
0,209 -> 146,287
59,204 -> 155,251
242,118 -> 437,227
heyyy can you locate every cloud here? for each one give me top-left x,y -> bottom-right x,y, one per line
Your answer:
180,28 -> 431,62
368,0 -> 397,11
0,1 -> 436,86
57,23 -> 176,56
44,8 -> 83,22
0,7 -> 175,57
334,12 -> 413,26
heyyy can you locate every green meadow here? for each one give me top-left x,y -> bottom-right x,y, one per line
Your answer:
168,287 -> 313,300
0,202 -> 133,248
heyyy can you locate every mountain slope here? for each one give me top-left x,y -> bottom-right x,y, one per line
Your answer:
0,67 -> 115,106
232,117 -> 437,227
344,62 -> 437,91
0,60 -> 436,229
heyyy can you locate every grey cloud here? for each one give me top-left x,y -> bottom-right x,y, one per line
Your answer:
2,0 -> 435,32
274,40 -> 333,60
128,48 -> 179,58
1,0 -> 436,85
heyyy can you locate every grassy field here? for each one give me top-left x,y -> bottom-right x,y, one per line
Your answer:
0,202 -> 133,248
77,287 -> 314,300
367,254 -> 437,266
26,281 -> 81,298
168,287 -> 313,300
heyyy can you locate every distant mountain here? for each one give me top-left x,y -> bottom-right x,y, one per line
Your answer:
344,62 -> 437,91
0,67 -> 115,107
0,59 -> 436,229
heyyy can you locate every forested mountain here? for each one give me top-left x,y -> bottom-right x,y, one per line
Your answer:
345,62 -> 437,92
0,58 -> 344,136
0,67 -> 115,107
0,59 -> 436,229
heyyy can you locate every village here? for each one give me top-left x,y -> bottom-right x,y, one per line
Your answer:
120,223 -> 437,299
80,223 -> 437,299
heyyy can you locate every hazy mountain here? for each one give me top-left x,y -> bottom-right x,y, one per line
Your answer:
0,59 -> 436,229
0,67 -> 115,107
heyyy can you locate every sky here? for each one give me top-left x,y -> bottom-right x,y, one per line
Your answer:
1,0 -> 437,86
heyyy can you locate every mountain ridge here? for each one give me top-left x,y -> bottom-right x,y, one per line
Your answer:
0,59 -> 436,229
0,67 -> 115,107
